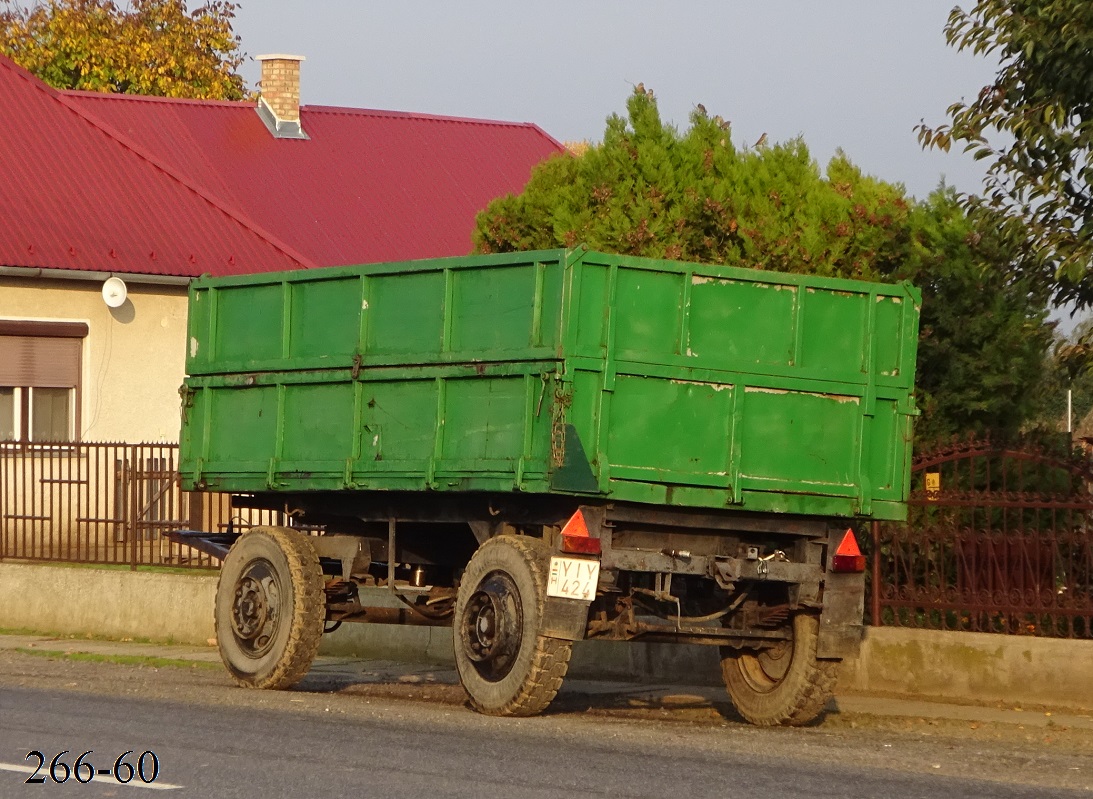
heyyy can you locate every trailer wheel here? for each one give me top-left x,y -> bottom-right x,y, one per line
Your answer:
454,535 -> 572,716
720,613 -> 837,726
215,526 -> 325,690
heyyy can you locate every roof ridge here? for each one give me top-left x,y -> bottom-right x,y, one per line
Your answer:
61,88 -> 250,108
299,105 -> 564,151
33,75 -> 319,270
65,92 -> 548,131
300,103 -> 541,127
0,51 -> 62,96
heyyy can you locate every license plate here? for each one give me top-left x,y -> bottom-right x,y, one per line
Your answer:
546,556 -> 600,602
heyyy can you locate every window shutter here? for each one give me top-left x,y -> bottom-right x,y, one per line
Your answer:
0,336 -> 82,388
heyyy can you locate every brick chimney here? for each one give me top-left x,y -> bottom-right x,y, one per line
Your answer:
255,54 -> 308,140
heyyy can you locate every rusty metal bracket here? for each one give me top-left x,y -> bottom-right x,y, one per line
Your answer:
310,534 -> 372,581
713,556 -> 820,586
177,384 -> 195,424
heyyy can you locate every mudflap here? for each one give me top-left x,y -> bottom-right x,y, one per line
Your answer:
540,595 -> 591,641
817,570 -> 865,659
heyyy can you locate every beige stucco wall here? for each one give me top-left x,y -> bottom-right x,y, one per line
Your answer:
0,276 -> 189,443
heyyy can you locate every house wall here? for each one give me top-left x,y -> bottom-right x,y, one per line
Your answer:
0,276 -> 189,443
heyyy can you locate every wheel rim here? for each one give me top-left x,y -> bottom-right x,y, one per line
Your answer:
459,571 -> 523,682
229,558 -> 282,658
736,640 -> 793,693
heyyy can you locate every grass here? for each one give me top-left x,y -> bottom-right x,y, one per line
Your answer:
3,560 -> 219,577
0,626 -> 201,647
12,647 -> 219,670
0,625 -> 53,637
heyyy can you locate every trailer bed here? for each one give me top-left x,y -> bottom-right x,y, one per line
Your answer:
180,247 -> 919,520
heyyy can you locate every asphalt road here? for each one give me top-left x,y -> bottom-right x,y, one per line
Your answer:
0,651 -> 1089,798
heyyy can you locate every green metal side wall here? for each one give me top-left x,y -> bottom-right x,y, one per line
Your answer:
180,248 -> 920,520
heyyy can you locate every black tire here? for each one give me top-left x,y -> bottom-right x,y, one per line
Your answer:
720,613 -> 837,726
215,526 -> 325,690
453,535 -> 572,717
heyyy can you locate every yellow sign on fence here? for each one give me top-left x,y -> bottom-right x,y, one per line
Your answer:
925,471 -> 940,500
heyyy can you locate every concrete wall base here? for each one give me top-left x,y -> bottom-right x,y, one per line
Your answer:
838,625 -> 1093,710
0,562 -> 218,645
2,563 -> 1090,710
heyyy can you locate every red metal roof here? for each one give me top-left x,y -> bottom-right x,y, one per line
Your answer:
0,55 -> 311,277
0,54 -> 563,278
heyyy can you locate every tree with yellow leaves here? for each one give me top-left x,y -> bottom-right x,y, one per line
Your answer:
0,0 -> 246,100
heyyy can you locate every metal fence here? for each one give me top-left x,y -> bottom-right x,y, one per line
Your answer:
6,438 -> 1093,638
871,437 -> 1093,638
0,441 -> 285,569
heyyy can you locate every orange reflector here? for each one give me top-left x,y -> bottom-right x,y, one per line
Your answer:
832,527 -> 866,573
561,509 -> 590,538
562,535 -> 602,555
560,509 -> 601,554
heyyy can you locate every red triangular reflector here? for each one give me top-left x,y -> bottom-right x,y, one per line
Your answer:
836,528 -> 862,558
833,528 -> 866,573
561,509 -> 589,538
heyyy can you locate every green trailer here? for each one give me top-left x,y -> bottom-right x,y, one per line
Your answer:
177,247 -> 920,726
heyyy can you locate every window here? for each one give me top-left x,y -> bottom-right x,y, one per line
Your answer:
0,387 -> 14,440
0,386 -> 74,441
0,321 -> 87,443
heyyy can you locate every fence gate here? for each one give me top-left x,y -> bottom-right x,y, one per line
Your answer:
116,448 -> 189,561
871,438 -> 1093,638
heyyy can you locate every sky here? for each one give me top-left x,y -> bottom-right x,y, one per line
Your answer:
231,1 -> 1000,202
231,1 -> 1076,331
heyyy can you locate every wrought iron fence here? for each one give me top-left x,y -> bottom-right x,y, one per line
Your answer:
0,441 -> 286,569
871,437 -> 1093,638
8,438 -> 1093,639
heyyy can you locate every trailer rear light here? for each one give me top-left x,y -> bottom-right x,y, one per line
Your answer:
562,535 -> 602,555
832,528 -> 866,573
560,509 -> 602,555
